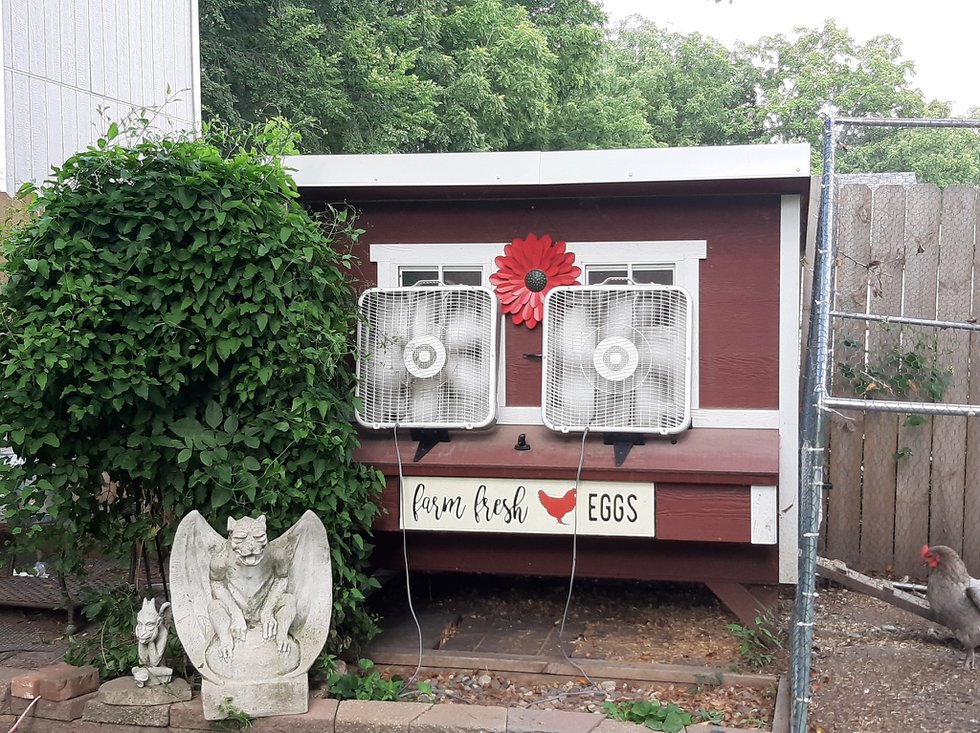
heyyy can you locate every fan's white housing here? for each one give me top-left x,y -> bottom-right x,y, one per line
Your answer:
542,284 -> 693,434
356,285 -> 498,430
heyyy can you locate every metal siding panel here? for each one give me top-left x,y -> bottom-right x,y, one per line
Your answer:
12,70 -> 29,189
44,79 -> 62,180
127,0 -> 140,107
27,75 -> 45,184
162,0 -> 177,107
91,0 -> 106,98
61,86 -> 77,164
76,88 -> 92,150
104,0 -> 119,101
62,0 -> 76,88
3,0 -> 13,68
74,0 -> 92,93
9,1 -> 26,70
139,0 -> 151,108
27,2 -> 43,75
1,69 -> 8,193
175,0 -> 192,122
44,4 -> 59,82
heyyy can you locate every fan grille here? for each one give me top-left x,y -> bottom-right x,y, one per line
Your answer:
356,286 -> 498,429
542,285 -> 693,434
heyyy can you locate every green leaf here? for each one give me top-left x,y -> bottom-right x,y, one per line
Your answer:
177,448 -> 193,464
223,413 -> 240,433
243,456 -> 260,471
205,401 -> 222,429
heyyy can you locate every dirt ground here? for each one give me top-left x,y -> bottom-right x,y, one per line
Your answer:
365,575 -> 785,729
367,573 -> 980,732
3,572 -> 980,731
808,584 -> 980,733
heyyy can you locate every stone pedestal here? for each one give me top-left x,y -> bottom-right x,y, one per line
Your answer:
99,676 -> 192,706
202,676 -> 308,720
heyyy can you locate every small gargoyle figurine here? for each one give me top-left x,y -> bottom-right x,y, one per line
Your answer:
132,597 -> 173,687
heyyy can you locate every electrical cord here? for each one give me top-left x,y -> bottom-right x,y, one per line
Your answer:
392,424 -> 425,693
527,424 -> 605,707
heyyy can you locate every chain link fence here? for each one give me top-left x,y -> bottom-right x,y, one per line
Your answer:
794,116 -> 980,733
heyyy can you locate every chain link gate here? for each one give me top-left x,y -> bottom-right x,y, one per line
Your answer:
794,116 -> 980,733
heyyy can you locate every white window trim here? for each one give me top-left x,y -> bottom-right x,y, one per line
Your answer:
370,240 -> 708,425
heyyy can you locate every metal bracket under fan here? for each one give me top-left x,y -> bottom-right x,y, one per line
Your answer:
603,433 -> 645,466
603,431 -> 683,466
411,428 -> 451,462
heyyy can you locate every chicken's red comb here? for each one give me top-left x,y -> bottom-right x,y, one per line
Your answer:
921,544 -> 931,558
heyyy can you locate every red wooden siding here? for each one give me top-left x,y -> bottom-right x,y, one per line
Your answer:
344,194 -> 781,410
654,484 -> 752,543
357,424 -> 778,492
503,321 -> 542,406
372,533 -> 779,585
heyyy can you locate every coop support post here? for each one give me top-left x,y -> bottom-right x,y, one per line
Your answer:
792,116 -> 838,733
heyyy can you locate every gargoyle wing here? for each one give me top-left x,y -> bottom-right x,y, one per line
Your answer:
169,510 -> 225,680
270,509 -> 332,676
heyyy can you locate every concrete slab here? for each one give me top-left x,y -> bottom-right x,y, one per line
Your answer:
99,676 -> 192,706
593,720 -> 647,732
506,708 -> 605,733
413,702 -> 507,733
335,699 -> 430,732
82,698 -> 170,727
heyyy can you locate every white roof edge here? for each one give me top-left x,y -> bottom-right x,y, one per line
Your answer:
286,144 -> 811,189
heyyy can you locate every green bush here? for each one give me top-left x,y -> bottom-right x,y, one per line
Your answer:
0,119 -> 383,654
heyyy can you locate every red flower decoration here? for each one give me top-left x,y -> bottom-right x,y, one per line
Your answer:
490,233 -> 581,329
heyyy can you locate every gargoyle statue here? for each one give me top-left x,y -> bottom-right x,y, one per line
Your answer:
169,510 -> 331,719
132,597 -> 172,687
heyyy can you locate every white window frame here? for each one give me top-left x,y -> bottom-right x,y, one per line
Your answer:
369,240 -> 713,426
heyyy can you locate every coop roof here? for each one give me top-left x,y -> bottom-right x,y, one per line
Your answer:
287,144 -> 811,198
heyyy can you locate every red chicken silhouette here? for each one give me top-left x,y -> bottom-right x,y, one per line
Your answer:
538,488 -> 576,525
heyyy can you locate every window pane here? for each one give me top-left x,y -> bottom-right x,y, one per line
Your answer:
632,267 -> 673,285
587,267 -> 628,285
401,269 -> 439,286
444,268 -> 483,286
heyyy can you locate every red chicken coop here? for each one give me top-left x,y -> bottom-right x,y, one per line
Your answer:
290,145 -> 812,624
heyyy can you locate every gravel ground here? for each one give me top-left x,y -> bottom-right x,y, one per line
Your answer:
808,584 -> 980,733
6,572 -> 978,732
361,575 -> 784,729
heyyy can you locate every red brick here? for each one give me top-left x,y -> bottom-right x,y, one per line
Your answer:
10,690 -> 96,720
167,698 -> 210,730
10,662 -> 100,701
0,667 -> 33,714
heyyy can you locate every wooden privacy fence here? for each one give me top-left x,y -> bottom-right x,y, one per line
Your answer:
819,183 -> 980,578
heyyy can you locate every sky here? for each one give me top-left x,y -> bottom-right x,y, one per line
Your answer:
598,0 -> 977,115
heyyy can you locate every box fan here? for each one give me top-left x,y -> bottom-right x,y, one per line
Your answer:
356,283 -> 498,459
542,282 -> 693,463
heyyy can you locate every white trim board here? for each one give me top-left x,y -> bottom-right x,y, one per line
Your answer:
496,407 -> 778,430
750,485 -> 778,545
288,144 -> 811,189
777,195 -> 802,582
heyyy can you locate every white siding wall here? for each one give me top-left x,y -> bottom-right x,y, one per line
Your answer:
0,0 -> 201,193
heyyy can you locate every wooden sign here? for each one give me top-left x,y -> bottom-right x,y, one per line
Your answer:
400,476 -> 655,537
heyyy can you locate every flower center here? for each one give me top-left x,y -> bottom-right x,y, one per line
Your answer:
524,268 -> 548,292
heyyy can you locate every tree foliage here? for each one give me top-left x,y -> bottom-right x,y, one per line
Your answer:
0,120 -> 383,652
606,19 -> 763,147
198,2 -> 980,183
